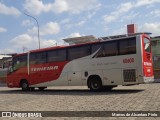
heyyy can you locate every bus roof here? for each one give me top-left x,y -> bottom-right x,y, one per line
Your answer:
101,32 -> 151,41
29,41 -> 100,53
14,32 -> 150,55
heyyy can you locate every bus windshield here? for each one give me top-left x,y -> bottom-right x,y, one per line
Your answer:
144,38 -> 151,53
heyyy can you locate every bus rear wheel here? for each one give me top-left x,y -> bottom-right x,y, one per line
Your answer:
20,80 -> 29,91
89,77 -> 102,92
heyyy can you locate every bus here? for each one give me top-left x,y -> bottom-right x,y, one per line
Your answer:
7,33 -> 154,91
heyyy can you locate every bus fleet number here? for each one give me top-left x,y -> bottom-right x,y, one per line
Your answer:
123,58 -> 134,63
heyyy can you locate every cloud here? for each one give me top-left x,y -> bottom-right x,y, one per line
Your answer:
8,32 -> 82,53
0,2 -> 21,16
120,12 -> 139,23
51,0 -> 69,14
23,0 -> 52,15
21,19 -> 33,26
9,33 -> 58,52
10,34 -> 33,48
135,0 -> 160,7
24,0 -> 100,15
139,23 -> 160,36
111,27 -> 126,35
60,18 -> 70,24
150,9 -> 160,17
76,20 -> 86,27
40,22 -> 60,36
68,32 -> 82,38
41,39 -> 57,48
28,22 -> 60,36
86,10 -> 97,19
0,27 -> 7,32
103,2 -> 133,24
0,48 -> 16,54
103,0 -> 160,24
52,0 -> 101,14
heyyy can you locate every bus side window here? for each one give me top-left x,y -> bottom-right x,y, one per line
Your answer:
68,45 -> 91,61
47,49 -> 66,62
19,56 -> 27,67
119,37 -> 136,55
30,52 -> 47,64
103,41 -> 118,57
30,53 -> 36,64
92,44 -> 104,58
13,55 -> 27,70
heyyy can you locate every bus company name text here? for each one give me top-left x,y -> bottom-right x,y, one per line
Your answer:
144,62 -> 152,66
31,66 -> 58,72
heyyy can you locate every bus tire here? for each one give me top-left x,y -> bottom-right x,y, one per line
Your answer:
88,76 -> 102,92
38,87 -> 46,91
20,80 -> 29,91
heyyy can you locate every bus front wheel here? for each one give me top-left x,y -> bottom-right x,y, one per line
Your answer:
89,77 -> 102,92
20,80 -> 29,91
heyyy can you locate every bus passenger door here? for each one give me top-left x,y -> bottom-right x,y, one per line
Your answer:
68,71 -> 82,86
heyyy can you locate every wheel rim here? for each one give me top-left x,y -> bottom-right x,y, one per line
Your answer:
21,81 -> 28,90
23,83 -> 28,89
91,81 -> 99,89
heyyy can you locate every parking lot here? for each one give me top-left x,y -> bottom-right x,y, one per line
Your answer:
0,83 -> 160,120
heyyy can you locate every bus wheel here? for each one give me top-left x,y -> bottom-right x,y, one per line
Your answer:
38,87 -> 46,91
20,80 -> 29,91
89,77 -> 102,92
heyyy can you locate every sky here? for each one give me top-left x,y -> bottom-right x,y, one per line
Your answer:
0,0 -> 160,54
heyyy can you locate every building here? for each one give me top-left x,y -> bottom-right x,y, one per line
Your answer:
127,24 -> 160,80
151,36 -> 160,80
0,55 -> 12,86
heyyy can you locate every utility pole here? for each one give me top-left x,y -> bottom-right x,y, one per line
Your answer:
24,12 -> 40,49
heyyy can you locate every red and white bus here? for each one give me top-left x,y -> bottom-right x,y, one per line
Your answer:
7,33 -> 154,91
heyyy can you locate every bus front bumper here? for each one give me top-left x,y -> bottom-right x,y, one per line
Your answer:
144,76 -> 154,83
